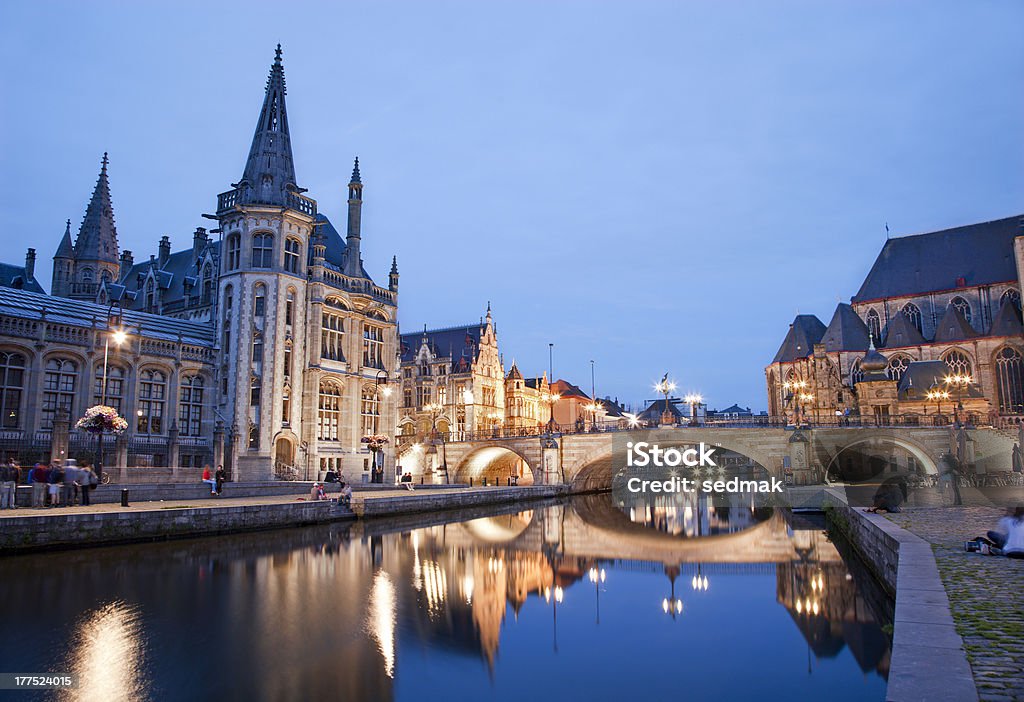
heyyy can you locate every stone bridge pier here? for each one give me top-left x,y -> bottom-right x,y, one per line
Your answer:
398,426 -> 1015,490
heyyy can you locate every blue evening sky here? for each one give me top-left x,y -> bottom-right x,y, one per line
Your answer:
1,1 -> 1021,411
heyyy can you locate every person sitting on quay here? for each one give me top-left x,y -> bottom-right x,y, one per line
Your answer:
399,472 -> 415,491
201,464 -> 217,495
215,465 -> 226,496
338,481 -> 352,506
979,506 -> 1024,555
61,459 -> 81,507
29,462 -> 48,508
309,482 -> 327,501
0,457 -> 19,510
47,461 -> 64,507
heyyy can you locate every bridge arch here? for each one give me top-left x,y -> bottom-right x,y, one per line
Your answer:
453,445 -> 536,485
825,434 -> 940,480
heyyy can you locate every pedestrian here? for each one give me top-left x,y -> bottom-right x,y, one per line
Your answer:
200,464 -> 217,495
215,465 -> 226,495
29,462 -> 48,508
47,462 -> 64,507
939,453 -> 963,506
61,459 -> 79,507
79,463 -> 97,507
0,457 -> 19,509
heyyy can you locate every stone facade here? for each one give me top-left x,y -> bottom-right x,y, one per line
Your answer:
766,216 -> 1024,426
0,46 -> 400,483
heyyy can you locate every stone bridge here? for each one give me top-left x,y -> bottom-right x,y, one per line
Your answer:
398,425 -> 1015,489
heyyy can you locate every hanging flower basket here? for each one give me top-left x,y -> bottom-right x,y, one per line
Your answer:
361,434 -> 389,452
76,405 -> 129,435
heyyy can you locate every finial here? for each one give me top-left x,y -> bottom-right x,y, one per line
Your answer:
65,219 -> 71,232
101,152 -> 109,172
275,44 -> 283,64
350,157 -> 361,184
390,255 -> 398,274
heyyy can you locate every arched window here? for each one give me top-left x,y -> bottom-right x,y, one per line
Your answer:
201,264 -> 213,304
950,296 -> 971,324
0,351 -> 26,429
179,376 -> 204,437
284,238 -> 302,274
886,355 -> 911,382
93,364 -> 125,414
1001,288 -> 1021,311
285,289 -> 295,326
144,279 -> 156,311
901,303 -> 923,334
226,234 -> 241,270
850,360 -> 864,385
942,350 -> 973,379
252,332 -> 264,368
252,233 -> 274,269
361,386 -> 380,437
137,369 -> 167,434
318,382 -> 342,441
866,309 -> 881,345
253,284 -> 266,318
222,285 -> 233,354
42,358 -> 77,429
996,347 -> 1024,415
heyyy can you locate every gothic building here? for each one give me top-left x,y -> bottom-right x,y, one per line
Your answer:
0,46 -> 400,482
765,216 -> 1024,425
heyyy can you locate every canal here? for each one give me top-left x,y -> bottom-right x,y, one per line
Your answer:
1,495 -> 892,701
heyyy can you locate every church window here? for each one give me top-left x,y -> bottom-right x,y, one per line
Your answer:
0,352 -> 26,429
950,296 -> 971,323
850,361 -> 864,385
252,233 -> 274,269
995,346 -> 1024,414
886,355 -> 911,383
866,309 -> 881,345
942,350 -> 973,378
901,303 -> 923,334
1002,289 -> 1021,311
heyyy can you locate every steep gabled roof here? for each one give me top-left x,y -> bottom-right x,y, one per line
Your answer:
399,325 -> 482,366
55,220 -> 74,259
933,304 -> 978,343
991,299 -> 1024,337
821,303 -> 870,353
853,216 -> 1021,302
74,153 -> 119,264
882,311 -> 927,348
0,263 -> 45,294
638,398 -> 684,421
551,379 -> 590,400
117,242 -> 219,312
772,314 -> 826,363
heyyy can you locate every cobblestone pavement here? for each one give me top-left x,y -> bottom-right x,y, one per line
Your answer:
887,506 -> 1024,702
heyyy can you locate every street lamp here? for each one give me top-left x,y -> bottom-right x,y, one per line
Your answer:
424,401 -> 448,484
661,565 -> 683,620
544,392 -> 560,434
96,326 -> 129,483
654,375 -> 677,426
684,393 -> 703,426
926,386 -> 951,426
585,400 -> 603,432
371,369 -> 391,484
943,374 -> 972,426
782,379 -> 810,427
624,412 -> 640,429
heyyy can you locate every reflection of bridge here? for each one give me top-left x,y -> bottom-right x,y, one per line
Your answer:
400,425 -> 1014,489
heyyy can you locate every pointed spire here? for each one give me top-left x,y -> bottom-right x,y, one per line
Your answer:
390,255 -> 398,275
55,219 -> 74,259
74,153 -> 119,264
350,157 -> 361,185
239,45 -> 297,206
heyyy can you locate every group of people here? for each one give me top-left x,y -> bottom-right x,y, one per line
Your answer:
0,457 -> 99,509
200,465 -> 227,496
978,506 -> 1024,558
308,481 -> 353,506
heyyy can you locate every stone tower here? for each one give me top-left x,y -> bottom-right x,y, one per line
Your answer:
216,45 -> 318,480
53,154 -> 121,299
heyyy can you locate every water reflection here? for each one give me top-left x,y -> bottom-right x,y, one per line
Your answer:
2,498 -> 891,702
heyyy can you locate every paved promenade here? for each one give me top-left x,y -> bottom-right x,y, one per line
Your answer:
887,506 -> 1024,702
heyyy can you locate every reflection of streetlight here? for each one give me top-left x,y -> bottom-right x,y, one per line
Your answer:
589,566 -> 606,624
661,565 -> 682,620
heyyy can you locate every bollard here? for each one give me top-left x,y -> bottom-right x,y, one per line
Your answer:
469,477 -> 473,487
120,488 -> 129,507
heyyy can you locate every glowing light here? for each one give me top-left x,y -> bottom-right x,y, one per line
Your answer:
381,386 -> 393,397
812,600 -> 820,616
554,586 -> 564,603
796,599 -> 803,614
367,571 -> 396,678
70,602 -> 147,701
463,574 -> 475,603
111,329 -> 127,345
624,412 -> 640,428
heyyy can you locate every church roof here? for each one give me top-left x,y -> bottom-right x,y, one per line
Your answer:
772,314 -> 827,363
853,215 -> 1021,302
882,311 -> 927,348
0,287 -> 214,345
55,220 -> 74,259
933,304 -> 978,343
821,303 -> 870,353
399,324 -> 482,366
73,153 -> 119,264
0,263 -> 45,294
991,299 -> 1024,337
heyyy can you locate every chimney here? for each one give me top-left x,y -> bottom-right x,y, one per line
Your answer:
120,249 -> 134,273
193,227 -> 208,258
25,248 -> 36,279
158,236 -> 171,267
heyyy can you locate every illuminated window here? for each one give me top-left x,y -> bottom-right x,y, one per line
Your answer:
361,386 -> 379,436
943,350 -> 972,378
318,382 -> 341,441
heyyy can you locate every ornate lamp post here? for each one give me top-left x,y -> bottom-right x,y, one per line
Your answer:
93,327 -> 128,482
544,392 -> 560,434
370,369 -> 391,483
684,393 -> 703,426
585,400 -> 603,432
944,373 -> 972,426
926,386 -> 951,426
782,379 -> 810,427
661,564 -> 683,620
654,375 -> 677,426
423,401 -> 448,483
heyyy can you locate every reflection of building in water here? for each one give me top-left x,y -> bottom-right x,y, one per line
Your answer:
624,490 -> 772,537
776,528 -> 891,678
